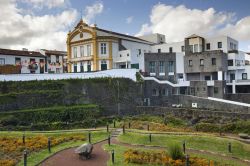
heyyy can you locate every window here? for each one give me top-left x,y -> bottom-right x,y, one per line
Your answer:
194,44 -> 198,52
138,49 -> 141,55
212,58 -> 216,65
120,54 -> 122,57
56,55 -> 59,63
127,53 -> 129,57
200,59 -> 204,66
100,43 -> 107,54
87,45 -> 91,56
168,61 -> 174,72
162,88 -> 168,96
73,47 -> 77,58
214,87 -> 219,94
158,49 -> 161,53
181,46 -> 185,52
149,61 -> 156,73
206,43 -> 210,50
230,42 -> 233,50
189,60 -> 193,66
218,42 -> 222,48
0,58 -> 5,65
228,60 -> 233,66
189,45 -> 194,53
47,56 -> 51,63
15,57 -> 21,65
159,61 -> 164,73
169,47 -> 173,53
242,73 -> 247,80
80,46 -> 84,57
152,89 -> 159,96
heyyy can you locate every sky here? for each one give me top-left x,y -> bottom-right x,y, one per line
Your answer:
0,0 -> 250,52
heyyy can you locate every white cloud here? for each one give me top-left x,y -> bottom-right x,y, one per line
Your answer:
218,16 -> 250,41
0,0 -> 77,51
82,1 -> 104,24
23,0 -> 67,9
126,16 -> 133,24
136,3 -> 236,42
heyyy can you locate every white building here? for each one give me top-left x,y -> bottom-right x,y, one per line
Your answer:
66,20 -> 154,73
40,49 -> 67,73
0,48 -> 45,74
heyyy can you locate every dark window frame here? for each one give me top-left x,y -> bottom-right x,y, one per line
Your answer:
218,42 -> 222,48
242,73 -> 247,80
206,43 -> 210,50
212,58 -> 216,65
200,59 -> 204,66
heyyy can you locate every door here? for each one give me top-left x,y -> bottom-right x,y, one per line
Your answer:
230,73 -> 235,82
39,59 -> 44,74
87,65 -> 91,72
74,64 -> 77,73
101,64 -> 107,70
80,63 -> 84,72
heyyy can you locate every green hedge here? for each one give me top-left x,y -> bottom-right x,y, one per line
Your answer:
195,121 -> 250,134
0,105 -> 103,130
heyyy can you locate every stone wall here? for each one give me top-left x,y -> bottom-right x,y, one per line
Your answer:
169,95 -> 250,114
0,78 -> 143,115
225,93 -> 250,104
136,106 -> 250,120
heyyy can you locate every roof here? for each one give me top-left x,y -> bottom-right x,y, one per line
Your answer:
186,34 -> 204,39
0,48 -> 45,58
96,27 -> 154,44
42,49 -> 67,56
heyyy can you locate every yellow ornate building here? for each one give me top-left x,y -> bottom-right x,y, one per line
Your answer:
67,19 -> 153,72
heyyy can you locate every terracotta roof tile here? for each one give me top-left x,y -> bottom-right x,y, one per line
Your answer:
0,48 -> 45,57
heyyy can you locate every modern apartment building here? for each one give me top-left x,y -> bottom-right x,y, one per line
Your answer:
142,34 -> 250,99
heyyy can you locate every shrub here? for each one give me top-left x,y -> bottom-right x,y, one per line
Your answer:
168,144 -> 184,160
0,116 -> 19,126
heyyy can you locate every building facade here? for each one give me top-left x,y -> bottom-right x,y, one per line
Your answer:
66,20 -> 153,73
40,49 -> 67,73
0,48 -> 45,74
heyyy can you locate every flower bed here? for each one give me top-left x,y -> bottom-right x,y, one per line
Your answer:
123,121 -> 192,132
0,134 -> 85,166
124,149 -> 217,166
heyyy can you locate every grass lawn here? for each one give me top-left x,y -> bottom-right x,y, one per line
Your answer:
0,130 -> 109,166
103,144 -> 243,166
103,144 -> 161,166
118,132 -> 250,161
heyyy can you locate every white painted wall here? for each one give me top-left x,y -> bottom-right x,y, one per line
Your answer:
151,41 -> 184,53
0,54 -> 44,74
71,32 -> 92,42
205,36 -> 238,53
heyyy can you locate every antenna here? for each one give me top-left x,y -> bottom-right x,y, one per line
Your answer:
81,9 -> 83,20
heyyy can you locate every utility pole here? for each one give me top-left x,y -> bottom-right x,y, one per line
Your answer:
117,80 -> 120,116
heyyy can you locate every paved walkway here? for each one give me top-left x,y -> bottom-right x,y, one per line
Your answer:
40,140 -> 109,166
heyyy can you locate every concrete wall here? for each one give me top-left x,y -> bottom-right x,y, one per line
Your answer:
169,95 -> 250,114
226,93 -> 250,104
151,41 -> 184,53
184,50 -> 227,74
144,53 -> 177,81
